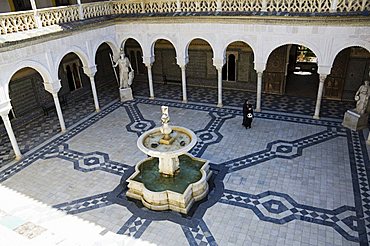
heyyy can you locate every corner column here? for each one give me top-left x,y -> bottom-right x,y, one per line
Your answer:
256,71 -> 263,112
44,81 -> 66,132
144,56 -> 155,99
83,66 -> 100,112
0,101 -> 22,160
313,74 -> 328,119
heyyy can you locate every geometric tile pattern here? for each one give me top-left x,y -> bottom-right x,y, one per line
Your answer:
348,130 -> 370,244
0,101 -> 121,182
0,83 -> 119,166
133,82 -> 355,119
224,127 -> 345,172
191,112 -> 234,157
182,220 -> 216,246
117,215 -> 151,238
53,192 -> 112,215
122,101 -> 155,136
42,144 -> 130,176
220,189 -> 359,242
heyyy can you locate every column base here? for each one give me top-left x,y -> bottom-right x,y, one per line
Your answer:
61,128 -> 67,133
149,97 -> 155,100
342,110 -> 368,131
95,108 -> 101,113
15,155 -> 22,161
313,115 -> 320,120
255,108 -> 261,113
182,100 -> 188,104
120,88 -> 134,102
217,103 -> 223,108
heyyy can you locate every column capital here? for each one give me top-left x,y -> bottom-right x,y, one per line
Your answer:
0,100 -> 12,117
143,56 -> 155,67
176,56 -> 189,68
318,65 -> 331,75
44,80 -> 61,94
83,65 -> 97,78
319,74 -> 328,82
254,62 -> 266,73
213,58 -> 225,71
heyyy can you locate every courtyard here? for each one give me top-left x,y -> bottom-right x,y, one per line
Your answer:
0,83 -> 368,245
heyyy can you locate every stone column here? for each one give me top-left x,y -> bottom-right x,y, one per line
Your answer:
313,74 -> 327,119
217,67 -> 223,107
0,101 -> 22,160
367,131 -> 370,145
83,66 -> 100,112
143,56 -> 155,99
180,65 -> 188,103
44,81 -> 66,132
256,71 -> 263,112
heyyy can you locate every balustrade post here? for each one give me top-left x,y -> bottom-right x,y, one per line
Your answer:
77,0 -> 84,20
30,0 -> 42,28
261,0 -> 267,11
330,0 -> 338,12
216,0 -> 222,12
176,0 -> 181,12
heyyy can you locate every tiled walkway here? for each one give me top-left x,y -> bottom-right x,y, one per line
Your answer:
0,82 -> 369,245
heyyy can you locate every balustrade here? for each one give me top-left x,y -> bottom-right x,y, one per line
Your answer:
39,6 -> 79,27
0,0 -> 368,36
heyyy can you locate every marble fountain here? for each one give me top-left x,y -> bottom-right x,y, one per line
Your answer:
126,106 -> 211,214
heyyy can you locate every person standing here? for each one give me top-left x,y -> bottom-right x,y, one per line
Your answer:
242,99 -> 254,129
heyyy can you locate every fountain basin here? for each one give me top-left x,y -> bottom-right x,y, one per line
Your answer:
126,154 -> 211,214
138,126 -> 197,176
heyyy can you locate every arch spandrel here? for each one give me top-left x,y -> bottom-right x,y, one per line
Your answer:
327,42 -> 370,69
92,38 -> 120,62
54,46 -> 92,73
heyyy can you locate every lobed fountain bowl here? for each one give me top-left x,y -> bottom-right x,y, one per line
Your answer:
126,126 -> 211,214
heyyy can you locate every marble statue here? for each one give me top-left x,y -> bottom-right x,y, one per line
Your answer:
161,106 -> 170,124
113,53 -> 134,89
354,80 -> 370,114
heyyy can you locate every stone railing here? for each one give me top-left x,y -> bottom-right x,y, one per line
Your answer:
0,11 -> 36,35
1,0 -> 369,35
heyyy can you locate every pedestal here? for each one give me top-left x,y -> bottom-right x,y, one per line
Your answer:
119,88 -> 133,102
342,109 -> 368,131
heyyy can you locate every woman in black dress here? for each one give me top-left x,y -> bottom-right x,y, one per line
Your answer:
242,99 -> 254,129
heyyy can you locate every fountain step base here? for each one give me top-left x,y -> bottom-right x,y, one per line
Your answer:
126,154 -> 210,214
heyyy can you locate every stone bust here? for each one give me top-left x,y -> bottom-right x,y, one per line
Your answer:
354,80 -> 370,115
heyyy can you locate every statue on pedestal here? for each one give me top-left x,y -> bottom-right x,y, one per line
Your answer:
354,80 -> 370,115
113,52 -> 134,89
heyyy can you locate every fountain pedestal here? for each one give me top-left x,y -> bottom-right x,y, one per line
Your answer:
159,156 -> 179,176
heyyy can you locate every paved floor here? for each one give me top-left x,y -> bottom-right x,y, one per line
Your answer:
0,82 -> 369,245
0,80 -> 370,245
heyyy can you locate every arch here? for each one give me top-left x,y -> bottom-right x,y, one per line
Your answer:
4,61 -> 53,99
150,37 -> 179,58
264,41 -> 322,68
55,46 -> 91,72
92,38 -> 120,62
185,37 -> 215,59
329,42 -> 370,69
120,37 -> 145,55
222,39 -> 256,59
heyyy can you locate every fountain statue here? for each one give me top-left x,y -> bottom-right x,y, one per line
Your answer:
126,106 -> 211,214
